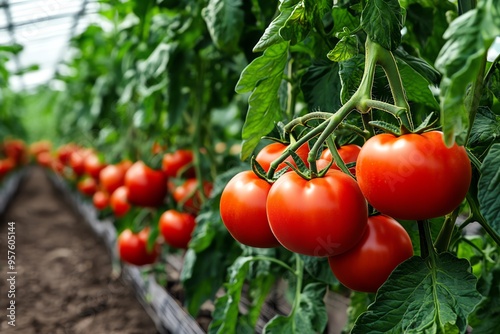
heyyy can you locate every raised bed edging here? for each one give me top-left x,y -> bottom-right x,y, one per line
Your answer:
0,170 -> 25,215
46,171 -> 205,334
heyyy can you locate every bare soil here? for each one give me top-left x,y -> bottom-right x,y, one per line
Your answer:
0,168 -> 159,334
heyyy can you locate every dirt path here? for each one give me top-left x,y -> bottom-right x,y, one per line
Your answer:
0,168 -> 159,334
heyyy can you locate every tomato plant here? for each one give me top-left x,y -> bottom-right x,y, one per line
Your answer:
220,170 -> 280,248
125,161 -> 167,208
173,178 -> 212,214
92,190 -> 109,211
99,163 -> 128,194
77,176 -> 97,197
328,215 -> 413,293
356,131 -> 472,220
109,186 -> 131,218
162,149 -> 194,178
158,209 -> 196,249
266,170 -> 368,257
117,228 -> 159,266
255,142 -> 309,173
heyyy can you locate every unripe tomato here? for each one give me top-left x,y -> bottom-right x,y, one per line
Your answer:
93,190 -> 109,210
77,177 -> 97,196
328,215 -> 413,293
125,161 -> 167,207
109,186 -> 131,217
255,142 -> 309,173
356,131 -> 471,220
220,171 -> 280,248
319,144 -> 361,174
173,178 -> 212,214
158,210 -> 196,249
162,149 -> 194,178
266,170 -> 368,257
117,228 -> 159,266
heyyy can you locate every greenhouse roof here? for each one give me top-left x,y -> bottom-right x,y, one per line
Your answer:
0,0 -> 100,90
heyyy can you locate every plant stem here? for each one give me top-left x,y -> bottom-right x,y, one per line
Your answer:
418,220 -> 436,260
251,256 -> 296,275
286,56 -> 297,120
291,253 -> 304,322
434,208 -> 460,253
193,57 -> 207,202
326,136 -> 354,178
465,54 -> 487,145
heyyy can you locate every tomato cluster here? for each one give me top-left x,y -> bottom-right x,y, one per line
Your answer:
221,131 -> 471,293
27,142 -> 212,267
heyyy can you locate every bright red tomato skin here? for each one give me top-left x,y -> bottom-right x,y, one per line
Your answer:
100,164 -> 127,194
266,170 -> 368,257
255,142 -> 309,173
84,153 -> 107,180
117,228 -> 159,266
93,190 -> 109,210
173,179 -> 212,214
110,186 -> 131,217
162,150 -> 194,178
158,210 -> 196,249
77,177 -> 98,196
328,215 -> 413,293
356,131 -> 471,220
125,161 -> 167,207
320,144 -> 361,174
220,171 -> 280,248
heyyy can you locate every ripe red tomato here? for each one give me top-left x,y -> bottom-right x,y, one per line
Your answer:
356,131 -> 471,220
220,171 -> 280,248
328,215 -> 413,293
100,164 -> 126,194
84,152 -> 107,180
266,170 -> 368,257
125,161 -> 167,207
319,144 -> 361,174
158,210 -> 196,249
57,143 -> 78,165
173,178 -> 212,214
162,149 -> 194,178
93,190 -> 109,210
0,158 -> 15,179
255,142 -> 310,173
3,139 -> 26,165
77,177 -> 98,196
117,228 -> 159,266
36,151 -> 52,168
109,186 -> 131,217
70,149 -> 91,177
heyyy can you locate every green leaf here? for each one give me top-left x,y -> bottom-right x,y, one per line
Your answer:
263,283 -> 328,334
300,60 -> 341,112
343,292 -> 372,333
394,48 -> 441,85
397,59 -> 439,109
361,0 -> 403,51
332,6 -> 359,34
253,0 -> 300,52
485,60 -> 500,102
236,42 -> 289,160
469,264 -> 500,334
435,0 -> 500,146
327,35 -> 358,62
202,0 -> 244,54
300,255 -> 338,285
279,1 -> 310,46
352,253 -> 482,334
478,143 -> 500,235
209,256 -> 253,334
339,54 -> 365,104
468,107 -> 500,148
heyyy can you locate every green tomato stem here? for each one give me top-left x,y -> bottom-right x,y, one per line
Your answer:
418,220 -> 437,261
251,256 -> 296,275
434,208 -> 460,253
326,136 -> 354,178
291,253 -> 304,320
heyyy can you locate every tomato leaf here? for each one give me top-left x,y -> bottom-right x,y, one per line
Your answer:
361,0 -> 403,51
342,291 -> 372,334
279,1 -> 311,46
352,253 -> 482,333
202,0 -> 244,54
468,107 -> 500,152
236,42 -> 289,161
478,143 -> 500,235
434,0 -> 500,146
397,59 -> 440,110
394,49 -> 441,85
485,60 -> 500,102
253,0 -> 300,52
301,60 -> 342,112
332,6 -> 359,34
327,35 -> 359,63
300,255 -> 338,285
468,263 -> 500,334
339,54 -> 365,104
263,283 -> 328,334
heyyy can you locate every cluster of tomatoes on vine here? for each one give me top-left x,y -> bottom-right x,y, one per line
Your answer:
220,127 -> 472,293
28,141 -> 212,267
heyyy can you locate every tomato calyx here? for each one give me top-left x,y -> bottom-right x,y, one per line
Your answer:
369,112 -> 439,137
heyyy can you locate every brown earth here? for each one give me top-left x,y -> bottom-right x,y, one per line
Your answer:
0,168 -> 159,334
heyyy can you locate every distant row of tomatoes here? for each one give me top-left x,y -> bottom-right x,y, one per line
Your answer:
0,138 -> 211,267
